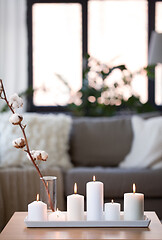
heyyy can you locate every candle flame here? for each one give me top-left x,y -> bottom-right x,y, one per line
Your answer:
111,199 -> 114,203
74,183 -> 77,194
36,194 -> 39,202
133,183 -> 136,194
93,175 -> 96,182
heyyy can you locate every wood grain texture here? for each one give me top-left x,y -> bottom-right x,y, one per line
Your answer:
0,212 -> 162,240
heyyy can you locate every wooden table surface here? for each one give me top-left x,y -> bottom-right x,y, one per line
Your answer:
0,212 -> 162,240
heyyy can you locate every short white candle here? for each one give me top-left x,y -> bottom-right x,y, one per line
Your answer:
67,183 -> 84,221
86,176 -> 104,221
124,183 -> 144,220
48,208 -> 65,221
28,194 -> 47,221
105,200 -> 121,221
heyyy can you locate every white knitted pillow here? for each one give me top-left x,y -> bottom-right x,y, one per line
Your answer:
119,116 -> 162,169
0,113 -> 73,169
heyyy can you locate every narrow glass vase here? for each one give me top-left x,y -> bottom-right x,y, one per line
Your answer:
40,176 -> 57,211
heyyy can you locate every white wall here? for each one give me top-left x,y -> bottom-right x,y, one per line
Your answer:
0,0 -> 28,108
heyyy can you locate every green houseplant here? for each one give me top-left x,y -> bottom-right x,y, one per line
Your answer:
67,55 -> 155,116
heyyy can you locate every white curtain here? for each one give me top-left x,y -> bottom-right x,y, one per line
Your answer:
0,0 -> 27,101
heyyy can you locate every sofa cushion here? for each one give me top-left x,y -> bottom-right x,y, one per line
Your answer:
119,116 -> 162,169
0,113 -> 73,169
70,116 -> 133,167
64,167 -> 162,198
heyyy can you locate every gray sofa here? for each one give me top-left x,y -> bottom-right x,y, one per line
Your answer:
0,113 -> 162,231
66,114 -> 162,219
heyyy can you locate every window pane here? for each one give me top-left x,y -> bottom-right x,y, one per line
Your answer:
32,3 -> 82,106
155,2 -> 162,105
155,2 -> 162,32
88,0 -> 148,103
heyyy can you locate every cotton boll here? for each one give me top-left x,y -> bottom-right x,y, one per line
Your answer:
28,150 -> 48,161
27,150 -> 35,161
34,150 -> 41,160
9,113 -> 23,125
40,151 -> 48,161
31,150 -> 36,159
27,150 -> 40,161
35,150 -> 48,161
9,93 -> 23,109
12,137 -> 26,148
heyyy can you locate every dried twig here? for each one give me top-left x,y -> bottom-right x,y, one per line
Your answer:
0,79 -> 54,212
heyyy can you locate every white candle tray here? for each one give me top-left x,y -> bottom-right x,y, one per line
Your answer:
24,212 -> 151,228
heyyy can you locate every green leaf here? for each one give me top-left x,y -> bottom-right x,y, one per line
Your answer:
144,65 -> 156,79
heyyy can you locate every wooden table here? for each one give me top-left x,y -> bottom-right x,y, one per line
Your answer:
0,212 -> 162,240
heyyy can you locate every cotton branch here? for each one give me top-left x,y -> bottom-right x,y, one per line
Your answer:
0,79 -> 54,212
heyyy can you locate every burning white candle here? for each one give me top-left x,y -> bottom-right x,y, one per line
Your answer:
86,176 -> 104,221
124,183 -> 144,220
48,208 -> 65,221
105,200 -> 121,221
28,194 -> 47,221
67,183 -> 84,221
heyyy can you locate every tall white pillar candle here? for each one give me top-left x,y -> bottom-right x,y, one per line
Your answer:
105,200 -> 121,221
86,176 -> 104,221
28,194 -> 47,221
67,183 -> 84,221
124,183 -> 144,220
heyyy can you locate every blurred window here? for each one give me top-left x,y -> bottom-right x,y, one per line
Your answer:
27,0 -> 161,111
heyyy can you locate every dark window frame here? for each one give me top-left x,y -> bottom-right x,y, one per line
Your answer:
27,0 -> 161,112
